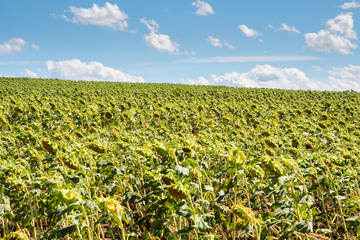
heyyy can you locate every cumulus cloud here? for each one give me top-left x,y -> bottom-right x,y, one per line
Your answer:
192,0 -> 215,16
182,76 -> 210,85
140,18 -> 179,54
0,38 -> 26,56
304,13 -> 358,54
340,1 -> 360,9
207,36 -> 234,48
328,65 -> 360,91
183,65 -> 323,90
238,25 -> 261,37
46,59 -> 145,83
67,2 -> 128,31
23,69 -> 39,78
280,23 -> 300,34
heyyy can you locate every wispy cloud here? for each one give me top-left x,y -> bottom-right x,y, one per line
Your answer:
340,1 -> 360,9
192,0 -> 215,16
238,25 -> 261,37
0,60 -> 42,66
280,23 -> 300,34
179,55 -> 318,63
207,36 -> 234,49
31,43 -> 40,50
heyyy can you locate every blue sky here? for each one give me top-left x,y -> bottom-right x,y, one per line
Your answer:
1,0 -> 360,90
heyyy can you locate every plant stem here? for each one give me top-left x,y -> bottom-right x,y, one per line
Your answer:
80,205 -> 93,240
188,194 -> 199,240
232,164 -> 238,240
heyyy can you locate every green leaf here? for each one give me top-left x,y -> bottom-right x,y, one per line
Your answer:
84,200 -> 99,211
176,210 -> 191,218
151,218 -> 168,231
295,220 -> 313,233
204,185 -> 214,192
267,220 -> 282,228
274,206 -> 293,219
194,215 -> 212,232
345,217 -> 358,222
53,201 -> 83,220
299,194 -> 315,207
175,165 -> 189,176
50,224 -> 77,239
278,176 -> 289,185
335,195 -> 346,201
177,226 -> 194,235
95,214 -> 110,226
0,196 -> 11,215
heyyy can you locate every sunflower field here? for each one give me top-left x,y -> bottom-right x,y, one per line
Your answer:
1,77 -> 360,239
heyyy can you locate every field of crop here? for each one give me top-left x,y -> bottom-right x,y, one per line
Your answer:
1,77 -> 360,239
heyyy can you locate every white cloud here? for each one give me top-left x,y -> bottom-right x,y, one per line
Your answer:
182,76 -> 210,85
209,65 -> 321,90
183,65 -> 325,90
46,59 -> 145,83
181,64 -> 360,91
141,18 -> 180,54
0,38 -> 26,55
31,43 -> 39,50
140,18 -> 160,32
144,32 -> 180,54
23,69 -> 39,78
340,1 -> 360,9
238,25 -> 261,37
207,36 -> 222,47
68,2 -> 128,31
304,13 -> 358,54
280,23 -> 300,34
207,36 -> 234,48
312,66 -> 324,71
192,0 -> 215,16
328,65 -> 360,91
224,41 -> 234,49
180,55 -> 318,63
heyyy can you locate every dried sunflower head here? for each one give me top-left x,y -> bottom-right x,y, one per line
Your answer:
260,156 -> 284,176
231,203 -> 263,225
41,139 -> 56,155
247,165 -> 265,179
87,143 -> 106,154
168,184 -> 188,200
104,111 -> 113,120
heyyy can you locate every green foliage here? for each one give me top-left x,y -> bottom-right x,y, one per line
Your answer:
0,77 -> 360,239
